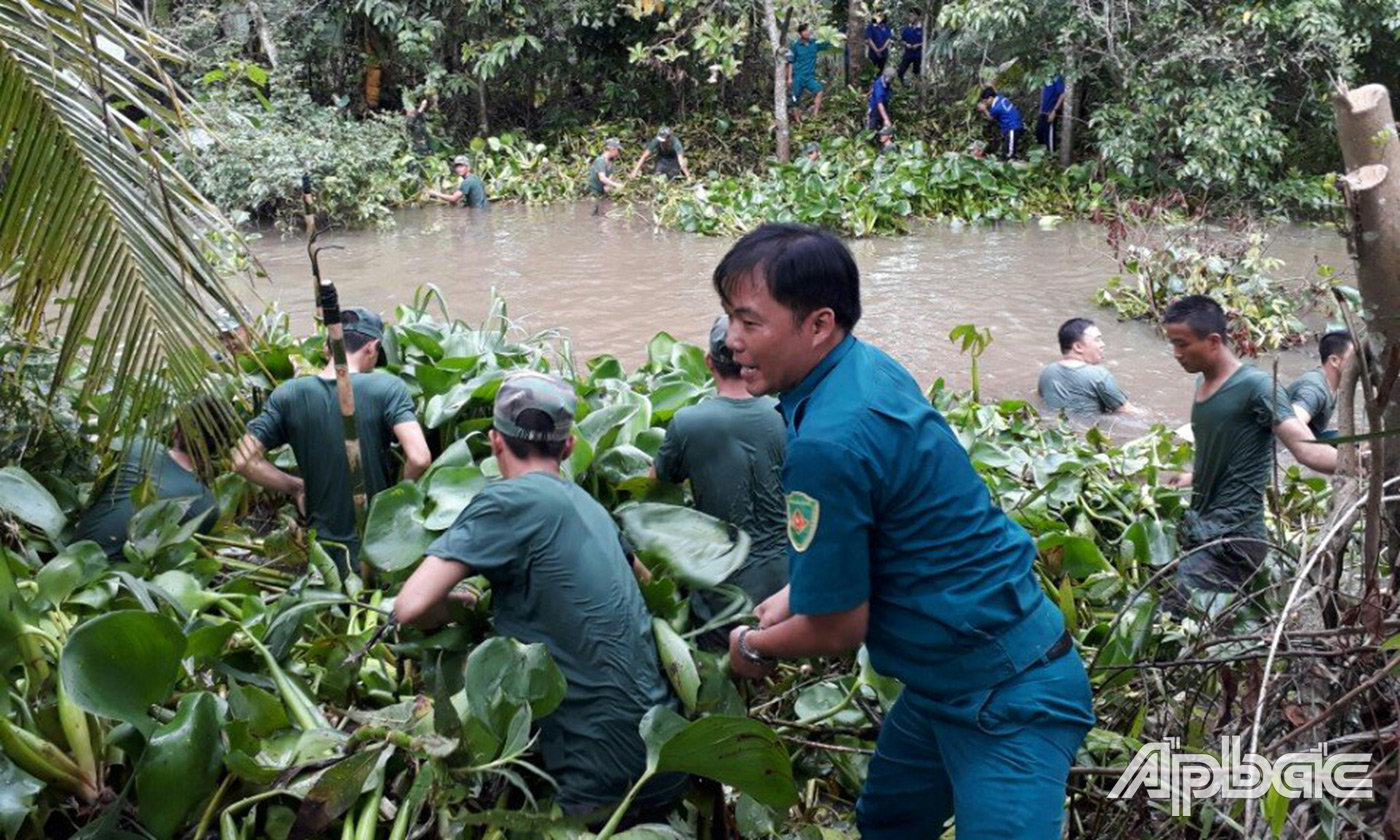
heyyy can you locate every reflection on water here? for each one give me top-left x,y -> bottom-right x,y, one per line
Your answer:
244,204 -> 1351,427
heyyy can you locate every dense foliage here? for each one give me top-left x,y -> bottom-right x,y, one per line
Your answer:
0,291 -> 1389,838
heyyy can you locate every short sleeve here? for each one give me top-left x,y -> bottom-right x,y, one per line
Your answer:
424,489 -> 516,576
653,419 -> 688,484
673,138 -> 684,155
246,388 -> 287,451
783,439 -> 873,615
1094,370 -> 1129,412
645,139 -> 660,155
1251,375 -> 1292,429
383,378 -> 417,426
1291,381 -> 1329,422
786,45 -> 795,64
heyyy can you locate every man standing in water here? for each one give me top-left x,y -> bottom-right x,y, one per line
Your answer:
234,308 -> 431,570
652,316 -> 788,649
1038,317 -> 1136,415
427,156 -> 488,208
1287,330 -> 1354,439
587,138 -> 626,197
787,25 -> 832,122
717,223 -> 1094,838
1162,295 -> 1338,608
630,127 -> 692,181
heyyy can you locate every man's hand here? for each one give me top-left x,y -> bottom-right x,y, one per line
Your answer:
755,585 -> 792,629
1163,471 -> 1193,488
728,626 -> 777,680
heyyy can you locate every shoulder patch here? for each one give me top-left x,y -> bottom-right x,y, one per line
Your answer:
787,491 -> 820,553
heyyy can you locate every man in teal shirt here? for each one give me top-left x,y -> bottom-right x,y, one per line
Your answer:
787,24 -> 832,121
1038,317 -> 1135,415
715,223 -> 1094,837
653,316 -> 788,648
586,138 -> 625,197
1287,330 -> 1353,438
1162,296 -> 1338,607
234,307 -> 431,568
427,155 -> 488,208
75,400 -> 229,558
395,373 -> 687,819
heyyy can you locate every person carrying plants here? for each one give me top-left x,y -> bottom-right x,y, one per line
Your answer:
427,156 -> 488,208
629,126 -> 692,181
1037,317 -> 1137,415
587,138 -> 626,197
651,316 -> 788,650
394,372 -> 689,822
897,10 -> 923,83
867,65 -> 896,132
787,24 -> 832,122
1160,295 -> 1339,611
75,397 -> 231,559
977,85 -> 1025,160
864,13 -> 893,75
1036,74 -> 1066,153
716,223 -> 1094,838
233,307 -> 431,570
1286,330 -> 1354,439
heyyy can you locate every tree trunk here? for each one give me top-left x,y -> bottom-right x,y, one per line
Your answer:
1059,74 -> 1075,167
1332,83 -> 1400,585
846,1 -> 863,86
762,0 -> 790,162
246,1 -> 278,70
475,76 -> 489,134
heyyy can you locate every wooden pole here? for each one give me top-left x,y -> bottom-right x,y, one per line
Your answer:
764,0 -> 791,162
301,175 -> 322,327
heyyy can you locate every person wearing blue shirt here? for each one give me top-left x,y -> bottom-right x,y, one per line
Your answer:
716,223 -> 1094,839
1037,74 -> 1067,152
897,11 -> 923,83
787,24 -> 833,121
866,65 -> 895,131
864,15 -> 892,74
978,85 -> 1025,159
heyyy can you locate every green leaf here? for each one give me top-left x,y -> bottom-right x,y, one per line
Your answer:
362,483 -> 432,572
127,497 -> 206,559
290,747 -> 383,837
618,504 -> 750,589
136,692 -> 225,840
463,637 -> 567,743
577,403 -> 639,448
646,332 -> 678,370
0,754 -> 43,840
640,707 -> 798,811
1037,534 -> 1112,580
424,466 -> 486,530
1263,781 -> 1289,836
61,610 -> 186,731
652,619 -> 699,713
35,541 -> 107,606
0,467 -> 65,539
1122,517 -> 1172,568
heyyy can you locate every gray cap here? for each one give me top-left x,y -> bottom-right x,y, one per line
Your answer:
803,141 -> 820,156
494,372 -> 577,442
452,154 -> 470,167
708,316 -> 735,365
657,126 -> 673,140
604,137 -> 622,149
341,307 -> 384,341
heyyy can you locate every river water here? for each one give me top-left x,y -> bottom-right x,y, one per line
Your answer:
245,204 -> 1351,428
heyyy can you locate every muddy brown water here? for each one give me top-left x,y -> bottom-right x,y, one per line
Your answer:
245,203 -> 1351,430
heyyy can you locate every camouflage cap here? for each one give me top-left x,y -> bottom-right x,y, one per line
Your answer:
341,307 -> 384,341
604,137 -> 623,149
708,315 -> 734,365
657,126 -> 673,140
803,141 -> 821,156
452,154 -> 471,167
493,372 -> 577,442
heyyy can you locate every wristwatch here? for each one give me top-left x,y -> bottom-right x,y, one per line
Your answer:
737,626 -> 775,666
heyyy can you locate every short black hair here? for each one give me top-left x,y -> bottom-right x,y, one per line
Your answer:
798,23 -> 810,34
1057,318 -> 1095,354
709,347 -> 741,380
500,408 -> 568,460
980,86 -> 997,100
1163,294 -> 1228,341
712,223 -> 861,332
343,331 -> 376,355
1319,330 -> 1354,364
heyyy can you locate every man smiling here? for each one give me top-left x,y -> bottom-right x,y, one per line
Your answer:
714,222 -> 1094,838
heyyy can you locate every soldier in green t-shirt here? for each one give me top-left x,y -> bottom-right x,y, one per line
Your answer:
586,138 -> 626,197
233,308 -> 431,567
629,127 -> 691,181
1161,296 -> 1339,608
1287,330 -> 1354,438
652,317 -> 788,648
1037,317 -> 1136,416
395,373 -> 688,820
75,399 -> 232,559
787,24 -> 832,121
427,155 -> 488,208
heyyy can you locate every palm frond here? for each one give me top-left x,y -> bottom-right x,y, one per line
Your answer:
0,0 -> 255,447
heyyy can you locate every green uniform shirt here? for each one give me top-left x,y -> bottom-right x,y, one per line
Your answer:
1037,361 -> 1129,414
586,155 -> 613,196
74,439 -> 216,559
247,372 -> 416,556
787,38 -> 831,81
425,472 -> 683,810
458,174 -> 488,208
1185,365 -> 1291,543
1286,368 -> 1335,438
653,397 -> 788,627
